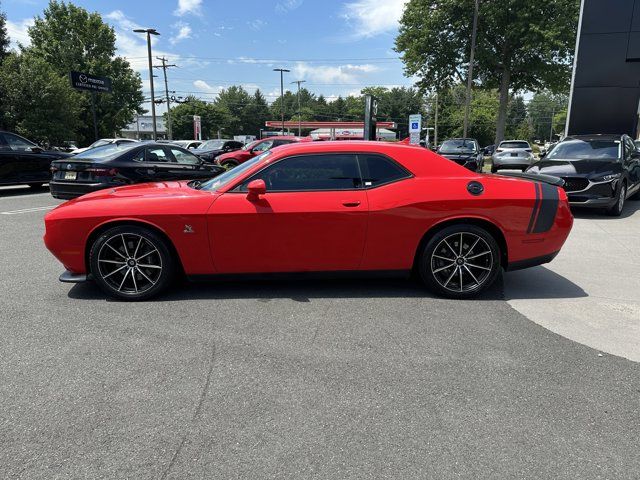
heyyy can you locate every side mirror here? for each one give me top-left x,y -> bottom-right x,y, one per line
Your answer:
247,179 -> 266,200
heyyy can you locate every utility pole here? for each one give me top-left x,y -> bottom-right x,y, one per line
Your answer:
155,56 -> 177,140
291,80 -> 306,136
463,0 -> 479,138
273,68 -> 290,135
549,105 -> 556,143
133,28 -> 160,140
434,92 -> 439,148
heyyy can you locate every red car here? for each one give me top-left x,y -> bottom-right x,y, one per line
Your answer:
44,142 -> 573,301
215,136 -> 304,169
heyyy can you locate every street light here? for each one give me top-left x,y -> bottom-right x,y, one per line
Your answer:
133,28 -> 160,140
273,68 -> 290,135
291,80 -> 306,136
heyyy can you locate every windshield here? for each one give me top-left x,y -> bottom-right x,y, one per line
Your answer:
74,143 -> 138,160
242,139 -> 263,151
197,140 -> 224,150
547,139 -> 620,161
89,139 -> 111,148
440,139 -> 477,153
499,141 -> 529,149
198,152 -> 271,191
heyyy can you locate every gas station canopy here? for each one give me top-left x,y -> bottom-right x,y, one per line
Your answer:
264,121 -> 396,129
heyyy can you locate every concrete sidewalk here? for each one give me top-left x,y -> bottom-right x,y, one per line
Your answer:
505,200 -> 640,362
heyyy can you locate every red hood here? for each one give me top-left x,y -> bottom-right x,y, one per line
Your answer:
217,149 -> 251,162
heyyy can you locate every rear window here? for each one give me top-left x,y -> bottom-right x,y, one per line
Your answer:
74,143 -> 136,160
359,154 -> 411,187
499,141 -> 530,149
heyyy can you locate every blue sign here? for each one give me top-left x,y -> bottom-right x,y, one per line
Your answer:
411,122 -> 419,130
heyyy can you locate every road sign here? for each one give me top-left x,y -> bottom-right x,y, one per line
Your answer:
409,114 -> 422,145
193,115 -> 202,141
70,71 -> 112,93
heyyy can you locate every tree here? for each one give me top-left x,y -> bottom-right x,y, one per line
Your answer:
0,52 -> 81,144
396,0 -> 579,144
505,96 -> 527,140
0,2 -> 9,62
528,91 -> 568,142
26,1 -> 143,144
166,96 -> 225,139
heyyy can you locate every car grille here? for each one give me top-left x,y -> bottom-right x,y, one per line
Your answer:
562,177 -> 589,192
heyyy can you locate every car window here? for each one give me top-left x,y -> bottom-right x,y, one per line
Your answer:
252,140 -> 274,153
358,154 -> 411,188
624,138 -> 636,160
170,147 -> 200,165
273,140 -> 294,147
145,147 -> 170,163
3,132 -> 37,151
499,141 -> 530,149
240,154 -> 361,192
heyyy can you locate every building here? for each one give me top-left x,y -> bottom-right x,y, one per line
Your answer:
120,115 -> 167,140
309,128 -> 396,141
567,0 -> 640,136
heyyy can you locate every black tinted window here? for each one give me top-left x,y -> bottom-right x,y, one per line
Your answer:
243,154 -> 361,191
359,154 -> 410,187
547,139 -> 620,160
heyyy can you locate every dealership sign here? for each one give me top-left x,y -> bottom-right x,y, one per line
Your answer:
69,71 -> 112,93
409,114 -> 422,145
193,115 -> 202,140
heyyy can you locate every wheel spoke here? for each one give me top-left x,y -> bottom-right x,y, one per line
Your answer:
133,236 -> 143,258
131,269 -> 139,293
433,262 -> 456,274
443,266 -> 458,287
459,233 -> 464,256
458,267 -> 464,292
466,251 -> 490,260
106,243 -> 126,259
433,254 -> 455,262
464,264 -> 480,286
103,264 -> 127,279
465,237 -> 480,258
121,234 -> 130,257
443,240 -> 458,257
118,268 -> 131,291
466,262 -> 491,271
136,249 -> 159,262
137,264 -> 162,270
136,267 -> 156,286
99,259 -> 125,265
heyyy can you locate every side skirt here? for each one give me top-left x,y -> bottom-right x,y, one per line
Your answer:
187,270 -> 413,283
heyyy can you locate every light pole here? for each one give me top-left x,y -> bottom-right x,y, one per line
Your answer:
274,68 -> 290,135
291,80 -> 306,136
134,28 -> 160,140
463,0 -> 479,138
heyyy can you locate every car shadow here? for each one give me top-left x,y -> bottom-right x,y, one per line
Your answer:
571,197 -> 640,220
0,184 -> 49,197
503,266 -> 587,300
67,275 -> 506,303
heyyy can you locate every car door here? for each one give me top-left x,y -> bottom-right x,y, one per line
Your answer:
208,153 -> 369,273
1,132 -> 46,183
131,146 -> 176,182
0,133 -> 20,184
167,146 -> 217,180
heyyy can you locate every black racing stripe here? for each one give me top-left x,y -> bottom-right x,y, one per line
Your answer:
532,183 -> 559,234
527,182 -> 541,234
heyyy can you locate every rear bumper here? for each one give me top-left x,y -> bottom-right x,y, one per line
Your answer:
49,180 -> 111,199
506,251 -> 559,271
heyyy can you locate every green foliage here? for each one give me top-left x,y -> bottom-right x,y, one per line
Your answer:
0,4 -> 9,62
166,96 -> 226,140
396,0 -> 579,143
528,91 -> 568,142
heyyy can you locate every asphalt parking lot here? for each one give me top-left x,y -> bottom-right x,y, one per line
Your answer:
1,186 -> 639,479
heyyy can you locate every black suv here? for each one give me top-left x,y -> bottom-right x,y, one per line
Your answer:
0,131 -> 71,188
436,138 -> 484,172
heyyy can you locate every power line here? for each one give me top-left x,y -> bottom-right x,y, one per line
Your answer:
154,56 -> 177,139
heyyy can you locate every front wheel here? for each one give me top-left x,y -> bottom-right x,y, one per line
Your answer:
606,181 -> 626,217
89,225 -> 175,301
418,224 -> 501,299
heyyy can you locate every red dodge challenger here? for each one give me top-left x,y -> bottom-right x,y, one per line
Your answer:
44,141 -> 573,300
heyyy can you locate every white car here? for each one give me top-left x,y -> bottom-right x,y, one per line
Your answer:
491,140 -> 535,173
70,138 -> 138,155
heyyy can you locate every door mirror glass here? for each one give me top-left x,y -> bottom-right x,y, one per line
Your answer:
247,179 -> 266,198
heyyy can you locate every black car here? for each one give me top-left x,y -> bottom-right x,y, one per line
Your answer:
192,139 -> 244,162
527,134 -> 640,216
50,142 -> 225,199
0,131 -> 71,188
436,138 -> 484,172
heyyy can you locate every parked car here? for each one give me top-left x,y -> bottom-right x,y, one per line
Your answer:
491,140 -> 535,173
192,139 -> 244,163
527,134 -> 640,216
0,130 -> 71,188
49,142 -> 225,199
171,140 -> 202,150
436,138 -> 484,172
44,141 -> 573,301
215,136 -> 304,169
483,144 -> 496,156
71,138 -> 138,155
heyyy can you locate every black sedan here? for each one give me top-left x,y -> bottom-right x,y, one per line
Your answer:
192,139 -> 244,162
50,142 -> 225,199
436,138 -> 484,172
0,131 -> 71,188
527,134 -> 640,216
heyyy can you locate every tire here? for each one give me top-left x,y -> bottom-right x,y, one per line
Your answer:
606,181 -> 627,217
221,160 -> 239,170
89,225 -> 175,301
418,224 -> 501,299
491,165 -> 498,173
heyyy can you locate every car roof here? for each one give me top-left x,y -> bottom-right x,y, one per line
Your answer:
500,139 -> 529,143
564,134 -> 623,141
443,138 -> 477,141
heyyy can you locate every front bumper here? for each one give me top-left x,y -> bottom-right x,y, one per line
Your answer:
59,270 -> 88,283
564,177 -> 618,208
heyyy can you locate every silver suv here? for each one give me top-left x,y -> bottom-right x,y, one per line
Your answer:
491,140 -> 535,173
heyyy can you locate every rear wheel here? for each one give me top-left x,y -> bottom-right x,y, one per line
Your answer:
89,225 -> 175,301
606,181 -> 627,217
418,224 -> 501,299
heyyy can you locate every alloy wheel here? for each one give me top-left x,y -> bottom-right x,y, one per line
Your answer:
430,232 -> 493,293
97,233 -> 163,295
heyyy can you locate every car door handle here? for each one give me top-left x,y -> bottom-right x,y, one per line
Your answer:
342,201 -> 361,207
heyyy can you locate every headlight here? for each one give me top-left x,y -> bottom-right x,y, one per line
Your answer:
593,173 -> 621,182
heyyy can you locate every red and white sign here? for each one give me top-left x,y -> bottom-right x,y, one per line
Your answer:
193,115 -> 202,140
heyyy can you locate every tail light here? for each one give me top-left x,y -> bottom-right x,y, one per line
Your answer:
86,167 -> 118,177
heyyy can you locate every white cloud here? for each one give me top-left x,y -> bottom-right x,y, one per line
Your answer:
174,0 -> 203,16
193,80 -> 222,95
5,18 -> 34,49
171,22 -> 192,44
343,0 -> 407,38
105,10 -> 178,72
276,0 -> 303,13
247,19 -> 266,31
293,62 -> 379,84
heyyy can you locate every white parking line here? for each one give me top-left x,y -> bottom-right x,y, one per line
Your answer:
0,205 -> 57,215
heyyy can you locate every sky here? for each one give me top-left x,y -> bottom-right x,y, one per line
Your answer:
2,0 -> 413,113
